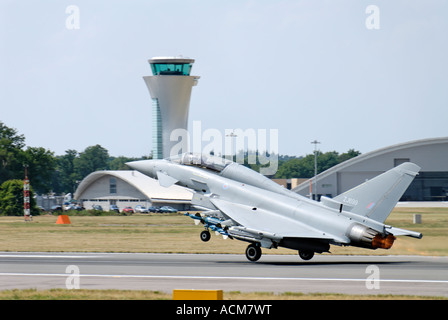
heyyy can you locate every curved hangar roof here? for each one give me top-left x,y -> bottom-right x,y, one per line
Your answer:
292,137 -> 448,198
74,170 -> 192,202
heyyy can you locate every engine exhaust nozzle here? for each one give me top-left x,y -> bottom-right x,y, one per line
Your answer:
348,224 -> 395,249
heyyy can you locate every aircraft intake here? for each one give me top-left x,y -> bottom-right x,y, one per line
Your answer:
348,224 -> 395,249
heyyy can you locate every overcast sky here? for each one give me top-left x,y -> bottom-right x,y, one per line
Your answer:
1,0 -> 447,158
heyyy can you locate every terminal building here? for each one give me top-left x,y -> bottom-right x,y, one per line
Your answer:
292,137 -> 448,202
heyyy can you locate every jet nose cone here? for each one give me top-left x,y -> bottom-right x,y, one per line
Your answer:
126,160 -> 155,178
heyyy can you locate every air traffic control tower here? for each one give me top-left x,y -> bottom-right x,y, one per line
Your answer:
143,57 -> 199,159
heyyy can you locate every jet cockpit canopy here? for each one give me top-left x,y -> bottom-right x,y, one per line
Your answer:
166,153 -> 232,173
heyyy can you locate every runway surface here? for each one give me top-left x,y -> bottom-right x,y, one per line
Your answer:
0,252 -> 447,297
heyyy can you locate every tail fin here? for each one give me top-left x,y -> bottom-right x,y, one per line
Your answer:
333,162 -> 420,223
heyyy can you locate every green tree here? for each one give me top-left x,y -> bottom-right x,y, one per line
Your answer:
274,157 -> 305,178
0,179 -> 38,216
338,149 -> 361,163
318,151 -> 340,173
109,156 -> 142,170
74,144 -> 109,179
274,149 -> 361,179
0,122 -> 26,184
1,122 -> 56,194
19,147 -> 56,194
53,149 -> 79,194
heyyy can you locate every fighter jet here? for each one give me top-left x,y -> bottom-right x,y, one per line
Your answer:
127,153 -> 422,261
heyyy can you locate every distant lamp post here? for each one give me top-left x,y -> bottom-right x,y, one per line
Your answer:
226,131 -> 238,161
311,140 -> 321,201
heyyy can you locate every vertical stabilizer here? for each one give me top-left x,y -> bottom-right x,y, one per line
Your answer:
333,163 -> 420,223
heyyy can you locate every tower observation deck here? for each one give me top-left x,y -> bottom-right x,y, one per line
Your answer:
143,57 -> 199,159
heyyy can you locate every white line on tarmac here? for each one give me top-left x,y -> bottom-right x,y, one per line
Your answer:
0,254 -> 100,258
0,273 -> 447,284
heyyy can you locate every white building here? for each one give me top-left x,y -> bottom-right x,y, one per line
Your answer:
74,170 -> 192,211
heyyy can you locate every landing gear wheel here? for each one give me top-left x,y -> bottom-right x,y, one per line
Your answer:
299,250 -> 314,261
200,230 -> 211,242
245,243 -> 262,262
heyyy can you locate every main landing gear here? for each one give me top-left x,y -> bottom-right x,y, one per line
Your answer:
245,243 -> 262,262
199,230 -> 315,262
298,250 -> 314,261
244,244 -> 315,262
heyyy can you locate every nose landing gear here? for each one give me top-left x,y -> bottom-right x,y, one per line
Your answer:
200,230 -> 211,242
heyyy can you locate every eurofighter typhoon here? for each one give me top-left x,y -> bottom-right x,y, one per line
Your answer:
127,153 -> 422,261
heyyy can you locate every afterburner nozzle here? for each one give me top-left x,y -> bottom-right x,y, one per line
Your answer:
372,234 -> 396,249
347,224 -> 395,250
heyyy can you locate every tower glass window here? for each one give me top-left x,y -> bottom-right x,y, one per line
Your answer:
151,63 -> 192,76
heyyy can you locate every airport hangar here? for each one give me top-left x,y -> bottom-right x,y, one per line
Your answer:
73,170 -> 192,212
293,137 -> 448,202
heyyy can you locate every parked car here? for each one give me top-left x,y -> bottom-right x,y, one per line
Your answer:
92,205 -> 103,211
148,206 -> 160,213
65,204 -> 83,211
134,205 -> 149,213
50,205 -> 62,213
159,206 -> 178,213
109,205 -> 120,213
122,207 -> 134,215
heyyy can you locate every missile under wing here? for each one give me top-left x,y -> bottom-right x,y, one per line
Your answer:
127,153 -> 422,262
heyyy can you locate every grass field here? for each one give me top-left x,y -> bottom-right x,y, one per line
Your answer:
0,288 -> 444,300
0,207 -> 446,256
0,207 -> 447,300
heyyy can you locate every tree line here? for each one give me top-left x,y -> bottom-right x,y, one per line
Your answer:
230,149 -> 361,179
1,121 -> 360,215
272,149 -> 361,179
0,121 -> 148,196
